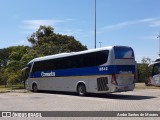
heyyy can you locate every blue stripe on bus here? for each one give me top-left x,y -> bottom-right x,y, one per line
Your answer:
30,65 -> 135,78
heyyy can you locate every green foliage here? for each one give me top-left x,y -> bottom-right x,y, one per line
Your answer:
7,72 -> 20,85
0,70 -> 8,85
28,25 -> 87,56
137,57 -> 152,83
0,25 -> 87,85
0,48 -> 9,69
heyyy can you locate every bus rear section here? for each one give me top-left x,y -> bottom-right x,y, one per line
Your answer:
109,46 -> 136,92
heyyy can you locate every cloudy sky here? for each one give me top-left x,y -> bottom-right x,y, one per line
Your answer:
0,0 -> 160,62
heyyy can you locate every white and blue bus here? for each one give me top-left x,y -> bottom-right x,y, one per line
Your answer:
22,46 -> 136,96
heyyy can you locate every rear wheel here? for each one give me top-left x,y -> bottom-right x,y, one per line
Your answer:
32,84 -> 38,92
77,84 -> 86,96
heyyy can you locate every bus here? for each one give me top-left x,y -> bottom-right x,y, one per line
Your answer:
22,46 -> 136,96
148,58 -> 160,86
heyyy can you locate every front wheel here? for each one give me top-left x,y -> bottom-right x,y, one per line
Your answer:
32,84 -> 38,93
77,84 -> 86,96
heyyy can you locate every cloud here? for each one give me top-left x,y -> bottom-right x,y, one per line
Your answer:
21,19 -> 75,31
20,18 -> 85,37
99,17 -> 160,34
141,36 -> 157,40
57,28 -> 83,36
19,39 -> 28,43
150,20 -> 160,27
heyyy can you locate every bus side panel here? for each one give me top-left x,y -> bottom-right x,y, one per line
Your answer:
88,77 -> 97,93
55,77 -> 78,92
26,78 -> 57,91
59,76 -> 89,92
38,78 -> 57,90
27,76 -> 90,92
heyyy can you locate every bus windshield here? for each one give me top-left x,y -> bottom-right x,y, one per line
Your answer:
114,46 -> 134,59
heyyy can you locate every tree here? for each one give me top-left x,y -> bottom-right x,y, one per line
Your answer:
0,70 -> 8,86
137,57 -> 152,83
0,49 -> 9,69
0,46 -> 30,85
27,25 -> 87,56
28,26 -> 54,46
0,25 -> 87,86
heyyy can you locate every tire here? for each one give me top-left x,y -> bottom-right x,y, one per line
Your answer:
77,84 -> 86,96
32,84 -> 38,93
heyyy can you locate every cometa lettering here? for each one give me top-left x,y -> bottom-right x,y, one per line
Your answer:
41,72 -> 55,77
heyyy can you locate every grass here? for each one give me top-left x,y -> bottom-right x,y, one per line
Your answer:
0,86 -> 12,93
135,83 -> 160,89
0,84 -> 25,93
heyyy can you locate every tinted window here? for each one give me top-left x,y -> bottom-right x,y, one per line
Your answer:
114,47 -> 134,59
32,60 -> 55,72
84,52 -> 96,67
32,50 -> 109,72
96,50 -> 109,65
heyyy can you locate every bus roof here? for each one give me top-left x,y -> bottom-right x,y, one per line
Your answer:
28,46 -> 131,64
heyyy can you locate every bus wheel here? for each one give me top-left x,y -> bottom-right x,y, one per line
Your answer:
32,83 -> 38,93
77,84 -> 86,96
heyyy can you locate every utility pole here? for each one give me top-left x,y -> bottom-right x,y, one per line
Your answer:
94,0 -> 97,49
158,32 -> 160,57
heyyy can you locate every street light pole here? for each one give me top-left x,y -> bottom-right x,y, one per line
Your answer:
94,0 -> 97,49
99,42 -> 102,48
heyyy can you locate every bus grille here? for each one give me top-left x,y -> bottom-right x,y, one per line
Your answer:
97,77 -> 109,91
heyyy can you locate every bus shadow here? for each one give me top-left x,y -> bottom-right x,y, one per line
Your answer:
38,90 -> 156,100
86,93 -> 156,100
